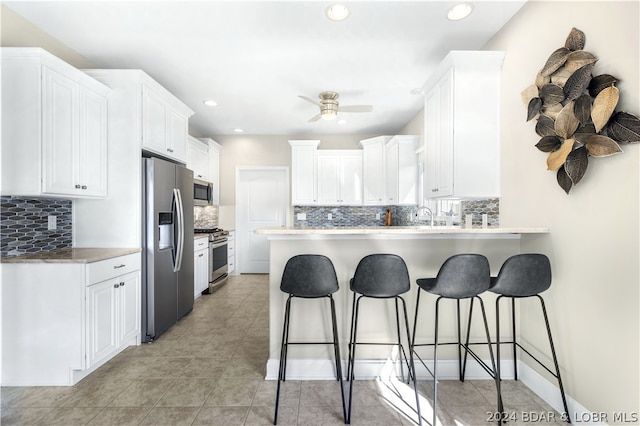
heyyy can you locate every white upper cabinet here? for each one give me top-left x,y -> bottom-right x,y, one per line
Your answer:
141,83 -> 192,163
360,135 -> 419,205
360,136 -> 390,205
187,136 -> 210,181
204,138 -> 221,205
421,51 -> 504,199
1,48 -> 109,198
289,140 -> 320,205
386,135 -> 419,205
316,150 -> 362,205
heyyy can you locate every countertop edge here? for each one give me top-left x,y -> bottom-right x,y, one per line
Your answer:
1,247 -> 142,264
254,226 -> 550,236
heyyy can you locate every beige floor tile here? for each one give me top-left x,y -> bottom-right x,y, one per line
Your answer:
60,377 -> 133,407
205,378 -> 260,406
86,406 -> 150,425
108,378 -> 174,407
297,405 -> 346,426
139,406 -> 201,425
157,378 -> 218,407
221,356 -> 266,378
253,380 -> 300,407
33,407 -> 102,425
0,407 -> 53,425
193,406 -> 250,425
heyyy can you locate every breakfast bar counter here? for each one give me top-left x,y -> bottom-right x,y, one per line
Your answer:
256,226 -> 549,381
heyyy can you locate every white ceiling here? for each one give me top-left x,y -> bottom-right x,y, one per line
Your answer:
4,1 -> 526,137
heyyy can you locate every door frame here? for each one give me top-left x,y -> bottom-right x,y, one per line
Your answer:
235,166 -> 290,274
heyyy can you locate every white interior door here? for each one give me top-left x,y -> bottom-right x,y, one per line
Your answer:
236,167 -> 289,273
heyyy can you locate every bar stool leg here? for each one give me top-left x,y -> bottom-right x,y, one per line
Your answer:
329,295 -> 348,423
395,298 -> 407,382
346,292 -> 358,382
398,296 -> 422,425
496,296 -> 504,424
275,296 -> 293,425
538,295 -> 571,423
476,296 -> 504,417
433,297 -> 442,426
511,297 -> 517,381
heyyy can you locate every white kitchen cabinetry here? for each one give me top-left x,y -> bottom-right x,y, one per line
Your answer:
316,150 -> 363,205
1,48 -> 109,198
194,236 -> 209,299
187,136 -> 210,181
86,269 -> 140,368
1,252 -> 141,386
227,230 -> 236,275
289,140 -> 320,205
75,69 -> 193,248
204,138 -> 221,205
141,84 -> 192,163
385,135 -> 419,205
421,51 -> 504,199
360,136 -> 390,205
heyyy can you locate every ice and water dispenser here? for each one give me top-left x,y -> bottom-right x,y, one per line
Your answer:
158,212 -> 174,250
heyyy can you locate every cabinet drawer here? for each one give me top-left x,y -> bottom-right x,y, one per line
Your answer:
87,253 -> 141,285
194,236 -> 208,250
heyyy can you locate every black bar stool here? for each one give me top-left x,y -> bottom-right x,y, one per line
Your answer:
412,254 -> 501,426
346,253 -> 421,425
274,254 -> 346,425
490,253 -> 570,423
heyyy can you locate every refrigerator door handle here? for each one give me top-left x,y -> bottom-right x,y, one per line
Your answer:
173,188 -> 185,272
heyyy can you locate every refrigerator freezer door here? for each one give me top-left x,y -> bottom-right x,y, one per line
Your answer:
143,157 -> 179,341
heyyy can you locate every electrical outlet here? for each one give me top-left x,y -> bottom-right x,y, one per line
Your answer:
296,213 -> 307,221
47,215 -> 57,230
328,213 -> 333,220
376,213 -> 381,220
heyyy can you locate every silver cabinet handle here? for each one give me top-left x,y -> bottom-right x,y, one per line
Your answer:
75,184 -> 81,189
81,185 -> 87,190
114,283 -> 120,288
198,253 -> 204,257
167,148 -> 174,153
114,264 -> 125,269
120,281 -> 125,287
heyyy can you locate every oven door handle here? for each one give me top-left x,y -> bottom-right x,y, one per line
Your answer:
210,240 -> 227,249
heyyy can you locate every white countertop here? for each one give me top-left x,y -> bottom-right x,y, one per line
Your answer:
255,226 -> 549,236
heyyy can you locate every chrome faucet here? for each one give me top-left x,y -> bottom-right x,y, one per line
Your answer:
415,206 -> 434,226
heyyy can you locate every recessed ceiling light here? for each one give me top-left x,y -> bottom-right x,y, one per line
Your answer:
233,128 -> 244,133
447,3 -> 474,21
326,4 -> 349,21
203,100 -> 218,107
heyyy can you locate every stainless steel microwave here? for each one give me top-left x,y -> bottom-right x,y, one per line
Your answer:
194,179 -> 214,206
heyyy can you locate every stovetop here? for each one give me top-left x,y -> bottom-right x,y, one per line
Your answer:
194,228 -> 224,234
194,228 -> 229,242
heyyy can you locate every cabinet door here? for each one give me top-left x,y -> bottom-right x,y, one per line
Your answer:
118,271 -> 140,344
424,68 -> 454,198
142,86 -> 168,154
187,137 -> 210,181
385,140 -> 399,204
361,141 -> 385,205
316,154 -> 340,204
208,143 -> 220,205
291,144 -> 317,205
42,67 -> 79,195
86,279 -> 117,368
78,87 -> 108,197
397,139 -> 418,205
167,110 -> 188,163
194,248 -> 209,298
340,153 -> 363,205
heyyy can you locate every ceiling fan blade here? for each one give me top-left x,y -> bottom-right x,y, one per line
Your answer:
308,113 -> 322,122
299,95 -> 321,106
338,105 -> 373,113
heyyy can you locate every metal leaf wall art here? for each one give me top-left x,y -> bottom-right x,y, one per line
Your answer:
522,28 -> 640,193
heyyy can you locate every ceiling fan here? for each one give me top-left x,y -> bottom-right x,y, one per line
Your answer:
299,91 -> 373,122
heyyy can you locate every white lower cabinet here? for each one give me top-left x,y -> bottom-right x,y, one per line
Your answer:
227,230 -> 236,275
1,252 -> 141,386
194,236 -> 209,298
86,270 -> 140,368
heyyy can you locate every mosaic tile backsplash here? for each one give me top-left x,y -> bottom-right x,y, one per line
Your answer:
293,199 -> 500,228
194,205 -> 219,229
1,196 -> 73,258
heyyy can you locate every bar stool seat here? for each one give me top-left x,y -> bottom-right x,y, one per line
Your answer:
412,254 -> 501,426
490,253 -> 570,423
274,254 -> 346,425
347,254 -> 421,425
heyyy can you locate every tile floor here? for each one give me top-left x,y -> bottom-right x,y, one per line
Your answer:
1,274 -> 563,425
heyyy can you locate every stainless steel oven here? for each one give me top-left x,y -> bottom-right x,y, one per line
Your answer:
194,228 -> 229,292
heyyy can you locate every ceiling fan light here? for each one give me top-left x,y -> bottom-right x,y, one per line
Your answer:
321,111 -> 337,120
447,3 -> 474,21
203,99 -> 218,107
326,4 -> 349,21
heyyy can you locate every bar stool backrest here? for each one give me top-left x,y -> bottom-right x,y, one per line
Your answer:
280,254 -> 339,297
430,254 -> 491,298
351,254 -> 410,297
490,253 -> 552,297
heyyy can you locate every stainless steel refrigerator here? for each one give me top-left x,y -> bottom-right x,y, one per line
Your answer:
141,156 -> 194,343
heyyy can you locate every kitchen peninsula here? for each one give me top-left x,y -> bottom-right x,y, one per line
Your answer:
255,226 -> 549,380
